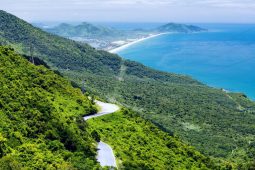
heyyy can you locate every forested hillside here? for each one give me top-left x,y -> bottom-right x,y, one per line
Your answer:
0,46 -> 223,170
0,47 -> 99,169
88,109 -> 219,170
1,10 -> 255,167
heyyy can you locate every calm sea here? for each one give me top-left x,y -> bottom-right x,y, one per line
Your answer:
116,24 -> 255,100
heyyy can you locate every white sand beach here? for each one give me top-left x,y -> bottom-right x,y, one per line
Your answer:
109,33 -> 170,54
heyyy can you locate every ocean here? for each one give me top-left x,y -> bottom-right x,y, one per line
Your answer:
115,24 -> 255,100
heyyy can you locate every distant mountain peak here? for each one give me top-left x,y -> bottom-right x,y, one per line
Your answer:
156,23 -> 207,33
44,21 -> 119,38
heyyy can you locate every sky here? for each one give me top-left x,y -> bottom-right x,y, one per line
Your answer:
1,0 -> 255,23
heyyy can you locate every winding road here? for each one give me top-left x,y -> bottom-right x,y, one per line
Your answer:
84,100 -> 120,168
84,100 -> 119,120
97,141 -> 117,167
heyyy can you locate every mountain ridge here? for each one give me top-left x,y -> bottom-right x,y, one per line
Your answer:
42,21 -> 206,39
45,22 -> 121,38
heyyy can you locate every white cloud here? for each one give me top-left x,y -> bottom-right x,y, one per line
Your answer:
1,0 -> 255,22
3,0 -> 255,7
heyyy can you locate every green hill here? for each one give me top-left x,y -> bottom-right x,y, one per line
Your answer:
0,47 -> 222,169
45,22 -> 123,39
155,23 -> 207,33
88,109 -> 218,170
0,47 -> 99,169
1,10 -> 255,167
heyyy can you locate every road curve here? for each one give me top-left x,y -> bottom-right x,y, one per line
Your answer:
84,100 -> 119,168
84,100 -> 120,121
97,141 -> 117,167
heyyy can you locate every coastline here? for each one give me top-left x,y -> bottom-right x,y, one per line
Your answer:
109,32 -> 170,54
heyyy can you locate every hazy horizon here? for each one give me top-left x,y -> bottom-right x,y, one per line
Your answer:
1,0 -> 255,23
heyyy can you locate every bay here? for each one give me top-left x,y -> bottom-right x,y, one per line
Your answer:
117,24 -> 255,100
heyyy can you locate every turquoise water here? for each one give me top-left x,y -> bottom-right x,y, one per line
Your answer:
117,24 -> 255,100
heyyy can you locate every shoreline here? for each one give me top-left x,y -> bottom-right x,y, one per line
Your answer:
109,32 -> 170,54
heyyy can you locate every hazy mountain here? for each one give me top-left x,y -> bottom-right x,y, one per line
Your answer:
155,23 -> 207,33
43,22 -> 206,39
45,22 -> 124,38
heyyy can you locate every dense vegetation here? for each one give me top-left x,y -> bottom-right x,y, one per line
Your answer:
88,109 -> 219,170
81,70 -> 255,168
0,47 -> 99,169
1,10 -> 255,167
0,47 -> 224,170
0,46 -> 225,170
